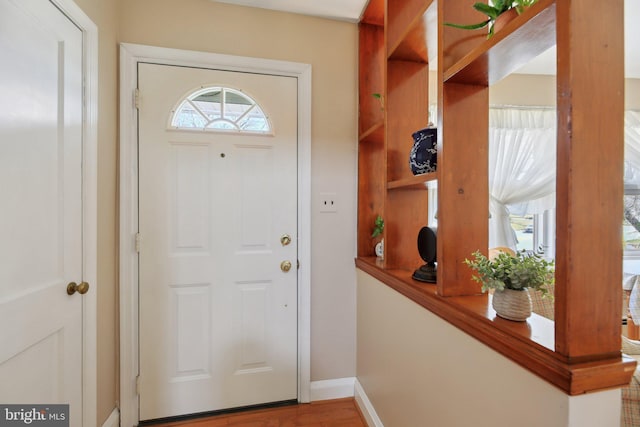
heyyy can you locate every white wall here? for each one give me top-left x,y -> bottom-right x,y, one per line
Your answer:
356,270 -> 621,427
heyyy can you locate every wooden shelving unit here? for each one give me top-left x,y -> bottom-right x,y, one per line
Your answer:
358,0 -> 434,269
358,0 -> 386,259
357,0 -> 634,394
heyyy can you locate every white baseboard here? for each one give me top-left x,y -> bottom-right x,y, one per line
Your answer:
354,378 -> 384,427
310,377 -> 355,401
101,408 -> 120,427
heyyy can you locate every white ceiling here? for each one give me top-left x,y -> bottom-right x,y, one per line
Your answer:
213,0 -> 369,22
213,0 -> 640,78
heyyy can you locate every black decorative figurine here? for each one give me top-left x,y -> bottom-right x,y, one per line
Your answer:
412,226 -> 437,283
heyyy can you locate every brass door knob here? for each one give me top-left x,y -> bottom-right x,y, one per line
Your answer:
280,261 -> 292,272
67,281 -> 90,295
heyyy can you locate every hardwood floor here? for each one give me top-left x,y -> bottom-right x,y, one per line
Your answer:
146,398 -> 367,427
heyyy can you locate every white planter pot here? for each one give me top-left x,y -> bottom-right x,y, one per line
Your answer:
492,288 -> 532,321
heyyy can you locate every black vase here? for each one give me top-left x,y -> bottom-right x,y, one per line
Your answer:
409,128 -> 437,175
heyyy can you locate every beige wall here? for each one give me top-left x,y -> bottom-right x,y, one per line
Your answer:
356,270 -> 621,427
119,0 -> 359,383
70,0 -> 120,424
64,2 -> 640,425
430,70 -> 640,108
491,73 -> 557,106
490,73 -> 640,108
628,79 -> 640,109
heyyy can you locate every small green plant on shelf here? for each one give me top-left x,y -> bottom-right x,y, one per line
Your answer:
464,250 -> 554,296
371,215 -> 384,239
444,0 -> 538,38
372,93 -> 384,111
371,215 -> 384,259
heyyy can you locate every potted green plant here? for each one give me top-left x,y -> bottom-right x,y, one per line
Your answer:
444,0 -> 538,38
371,215 -> 384,258
464,250 -> 554,321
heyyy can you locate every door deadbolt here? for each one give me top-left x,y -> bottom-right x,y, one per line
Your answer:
280,234 -> 292,246
67,281 -> 90,295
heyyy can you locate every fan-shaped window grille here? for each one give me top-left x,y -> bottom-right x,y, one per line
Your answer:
170,87 -> 271,134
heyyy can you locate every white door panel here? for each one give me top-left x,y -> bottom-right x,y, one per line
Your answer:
0,0 -> 84,424
138,63 -> 298,420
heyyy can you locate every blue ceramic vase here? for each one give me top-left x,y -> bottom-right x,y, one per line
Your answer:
409,127 -> 437,175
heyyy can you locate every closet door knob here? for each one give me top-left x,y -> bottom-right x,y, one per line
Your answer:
67,281 -> 90,295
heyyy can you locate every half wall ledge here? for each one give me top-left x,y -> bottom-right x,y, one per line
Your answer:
355,256 -> 636,395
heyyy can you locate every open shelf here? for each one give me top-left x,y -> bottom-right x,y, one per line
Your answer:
387,0 -> 434,59
359,23 -> 385,134
387,172 -> 436,190
386,60 -> 430,182
389,13 -> 428,62
443,0 -> 556,85
388,1 -> 437,63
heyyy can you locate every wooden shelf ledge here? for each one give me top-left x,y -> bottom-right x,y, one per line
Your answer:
355,256 -> 636,395
387,172 -> 436,190
444,0 -> 556,85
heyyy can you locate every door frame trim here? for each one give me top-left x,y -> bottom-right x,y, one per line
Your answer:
48,1 -> 98,425
119,43 -> 312,427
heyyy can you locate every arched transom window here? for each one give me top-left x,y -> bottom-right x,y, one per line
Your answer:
170,86 -> 272,134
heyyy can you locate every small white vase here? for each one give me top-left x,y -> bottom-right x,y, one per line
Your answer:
375,238 -> 384,259
492,288 -> 532,321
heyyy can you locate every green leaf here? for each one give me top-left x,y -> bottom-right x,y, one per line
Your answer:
464,249 -> 554,294
473,3 -> 501,19
491,0 -> 510,13
443,19 -> 491,30
371,215 -> 384,238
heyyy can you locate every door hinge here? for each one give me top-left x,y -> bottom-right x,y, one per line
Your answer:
134,88 -> 140,109
135,233 -> 141,253
136,375 -> 141,395
297,260 -> 300,270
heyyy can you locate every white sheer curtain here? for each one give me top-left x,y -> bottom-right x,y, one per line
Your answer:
485,109 -> 640,320
488,107 -> 557,249
623,112 -> 640,321
625,111 -> 640,187
488,109 -> 640,250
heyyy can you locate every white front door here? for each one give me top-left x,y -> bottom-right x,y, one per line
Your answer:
138,63 -> 298,421
0,0 -> 85,424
